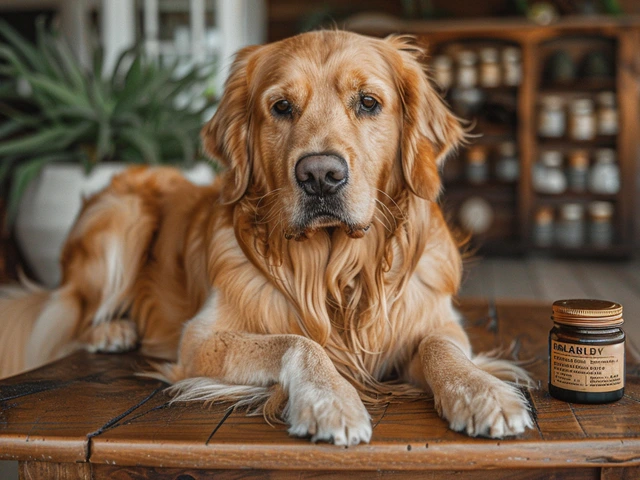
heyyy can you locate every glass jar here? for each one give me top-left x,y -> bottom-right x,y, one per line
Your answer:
466,145 -> 489,184
450,87 -> 484,118
495,141 -> 519,182
539,96 -> 566,138
457,50 -> 478,88
480,47 -> 501,87
533,206 -> 555,247
549,299 -> 625,404
567,150 -> 589,193
589,149 -> 620,195
458,196 -> 493,235
556,203 -> 585,248
588,201 -> 615,247
545,50 -> 576,84
432,55 -> 453,90
502,47 -> 522,86
533,150 -> 566,194
569,98 -> 596,141
597,91 -> 618,136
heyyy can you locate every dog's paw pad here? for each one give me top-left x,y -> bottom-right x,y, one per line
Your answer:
439,374 -> 533,438
287,381 -> 372,446
87,319 -> 138,353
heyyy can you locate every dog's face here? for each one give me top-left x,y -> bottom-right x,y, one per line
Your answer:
202,31 -> 464,240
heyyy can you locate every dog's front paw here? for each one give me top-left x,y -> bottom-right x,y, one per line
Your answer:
435,372 -> 532,438
87,319 -> 138,353
286,378 -> 372,446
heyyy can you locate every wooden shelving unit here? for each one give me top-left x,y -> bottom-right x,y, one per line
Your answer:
349,16 -> 640,258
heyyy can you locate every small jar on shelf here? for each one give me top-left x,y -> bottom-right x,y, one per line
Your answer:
567,149 -> 589,193
534,150 -> 566,194
502,47 -> 522,86
432,55 -> 454,91
569,98 -> 597,141
556,203 -> 585,248
495,141 -> 519,182
456,50 -> 478,88
533,206 -> 555,247
466,145 -> 489,184
588,201 -> 615,247
596,91 -> 618,136
589,148 -> 620,195
458,196 -> 494,235
480,47 -> 501,87
539,96 -> 566,138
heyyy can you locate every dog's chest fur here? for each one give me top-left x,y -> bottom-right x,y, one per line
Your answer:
205,203 -> 459,384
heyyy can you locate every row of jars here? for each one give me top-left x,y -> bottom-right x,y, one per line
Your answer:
538,92 -> 618,139
533,202 -> 615,248
532,148 -> 620,195
543,49 -> 614,85
465,142 -> 519,184
431,47 -> 522,90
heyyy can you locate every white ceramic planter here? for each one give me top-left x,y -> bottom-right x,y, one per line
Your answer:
14,162 -> 215,287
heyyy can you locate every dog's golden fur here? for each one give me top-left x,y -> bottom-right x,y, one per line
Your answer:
0,31 -> 532,444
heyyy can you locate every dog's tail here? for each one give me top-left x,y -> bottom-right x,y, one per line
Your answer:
0,278 -> 82,379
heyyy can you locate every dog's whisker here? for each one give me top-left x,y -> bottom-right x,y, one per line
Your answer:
266,215 -> 287,242
372,212 -> 393,234
375,189 -> 407,220
253,189 -> 284,224
374,197 -> 400,232
254,200 -> 285,226
373,202 -> 396,232
374,199 -> 397,232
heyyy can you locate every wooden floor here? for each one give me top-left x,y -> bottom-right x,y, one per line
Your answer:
459,256 -> 640,344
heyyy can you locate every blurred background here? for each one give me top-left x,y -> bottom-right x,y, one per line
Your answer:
1,1 -> 640,477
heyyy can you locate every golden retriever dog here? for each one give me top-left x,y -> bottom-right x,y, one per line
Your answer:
0,30 -> 532,445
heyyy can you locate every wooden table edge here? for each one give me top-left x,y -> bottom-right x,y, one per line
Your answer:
0,435 -> 87,464
87,437 -> 640,471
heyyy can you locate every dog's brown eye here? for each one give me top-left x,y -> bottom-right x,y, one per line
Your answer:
359,95 -> 379,114
272,100 -> 292,117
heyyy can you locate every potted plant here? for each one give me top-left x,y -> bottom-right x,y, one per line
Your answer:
0,20 -> 217,286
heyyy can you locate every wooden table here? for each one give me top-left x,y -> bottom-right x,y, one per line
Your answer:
1,299 -> 640,479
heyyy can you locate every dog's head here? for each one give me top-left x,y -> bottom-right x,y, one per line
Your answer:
202,31 -> 464,240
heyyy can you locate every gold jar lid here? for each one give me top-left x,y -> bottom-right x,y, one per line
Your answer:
552,299 -> 623,327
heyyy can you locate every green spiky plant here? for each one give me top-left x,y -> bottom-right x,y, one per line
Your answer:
0,19 -> 216,224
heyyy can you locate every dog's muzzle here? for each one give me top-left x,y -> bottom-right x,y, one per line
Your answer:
288,153 -> 368,240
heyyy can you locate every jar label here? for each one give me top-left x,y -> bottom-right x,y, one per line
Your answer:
550,340 -> 624,392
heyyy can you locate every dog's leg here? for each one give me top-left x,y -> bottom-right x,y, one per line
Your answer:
167,309 -> 372,446
415,321 -> 532,438
55,190 -> 157,355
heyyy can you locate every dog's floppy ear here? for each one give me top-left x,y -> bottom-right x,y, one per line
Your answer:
201,45 -> 261,203
386,36 -> 465,201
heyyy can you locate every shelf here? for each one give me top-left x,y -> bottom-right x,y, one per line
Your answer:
536,137 -> 617,149
443,182 -> 518,200
539,78 -> 616,93
473,239 -> 526,257
444,86 -> 520,95
469,124 -> 517,141
367,18 -> 640,259
526,244 -> 633,259
533,192 -> 619,204
470,135 -> 518,146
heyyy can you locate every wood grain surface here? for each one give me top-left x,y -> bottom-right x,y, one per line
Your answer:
2,299 -> 640,478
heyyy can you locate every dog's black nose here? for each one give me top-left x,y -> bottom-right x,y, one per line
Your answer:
295,154 -> 348,196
